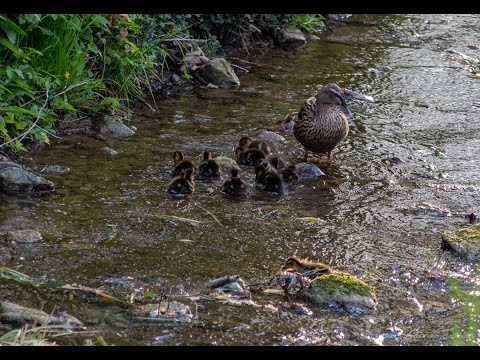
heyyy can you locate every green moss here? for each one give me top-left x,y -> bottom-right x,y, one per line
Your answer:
442,225 -> 480,244
310,274 -> 376,299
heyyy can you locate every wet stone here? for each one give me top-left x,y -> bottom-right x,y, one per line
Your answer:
101,147 -> 118,156
213,156 -> 240,173
295,162 -> 326,180
33,165 -> 71,174
5,229 -> 43,244
94,115 -> 135,138
200,58 -> 240,88
305,273 -> 377,315
0,162 -> 54,194
256,130 -> 286,143
276,27 -> 307,45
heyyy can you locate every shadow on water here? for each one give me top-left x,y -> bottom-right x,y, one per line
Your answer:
1,14 -> 480,345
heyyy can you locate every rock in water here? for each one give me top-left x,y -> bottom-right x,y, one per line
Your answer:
295,162 -> 326,180
200,58 -> 240,88
5,229 -> 42,243
442,224 -> 480,258
276,27 -> 307,45
305,273 -> 377,314
0,162 -> 54,194
94,115 -> 135,138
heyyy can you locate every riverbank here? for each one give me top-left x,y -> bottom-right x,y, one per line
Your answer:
0,14 -> 329,160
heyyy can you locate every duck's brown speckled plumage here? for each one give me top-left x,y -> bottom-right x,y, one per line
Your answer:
294,84 -> 350,159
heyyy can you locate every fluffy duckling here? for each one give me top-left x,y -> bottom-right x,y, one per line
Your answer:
172,151 -> 195,177
279,165 -> 299,185
239,136 -> 272,155
223,169 -> 247,196
265,153 -> 287,170
235,146 -> 266,167
197,151 -> 222,180
255,161 -> 273,184
282,257 -> 333,278
167,168 -> 195,194
263,170 -> 284,194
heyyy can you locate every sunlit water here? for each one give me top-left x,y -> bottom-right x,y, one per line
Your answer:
1,14 -> 479,345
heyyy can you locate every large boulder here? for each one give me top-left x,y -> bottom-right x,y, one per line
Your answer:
200,58 -> 240,88
442,224 -> 480,258
305,273 -> 377,314
0,162 -> 54,195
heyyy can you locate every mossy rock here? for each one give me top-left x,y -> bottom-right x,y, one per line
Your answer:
441,224 -> 480,258
214,156 -> 240,173
305,273 -> 377,314
200,58 -> 240,88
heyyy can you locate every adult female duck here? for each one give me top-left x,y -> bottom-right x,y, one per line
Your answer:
294,84 -> 373,161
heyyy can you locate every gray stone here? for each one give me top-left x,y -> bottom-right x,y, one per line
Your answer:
5,229 -> 42,244
34,165 -> 71,174
276,27 -> 307,45
200,58 -> 240,88
95,115 -> 135,138
295,162 -> 325,180
256,130 -> 286,142
0,162 -> 54,194
101,147 -> 118,156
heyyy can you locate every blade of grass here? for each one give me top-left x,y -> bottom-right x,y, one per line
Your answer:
197,205 -> 223,227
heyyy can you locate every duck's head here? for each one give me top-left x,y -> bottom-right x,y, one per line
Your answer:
239,137 -> 253,148
203,151 -> 212,160
235,146 -> 244,160
173,151 -> 185,162
282,257 -> 303,271
255,161 -> 271,177
316,84 -> 373,119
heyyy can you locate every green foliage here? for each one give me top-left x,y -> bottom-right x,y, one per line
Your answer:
448,278 -> 480,345
0,14 -> 326,153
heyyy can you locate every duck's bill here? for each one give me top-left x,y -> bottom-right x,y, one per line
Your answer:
344,89 -> 374,103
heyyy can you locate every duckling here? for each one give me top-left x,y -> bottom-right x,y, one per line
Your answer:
239,136 -> 272,155
197,151 -> 222,180
235,146 -> 266,167
279,165 -> 299,185
172,151 -> 195,177
255,161 -> 273,184
223,168 -> 247,196
282,256 -> 333,278
167,168 -> 195,194
265,153 -> 287,170
263,170 -> 284,194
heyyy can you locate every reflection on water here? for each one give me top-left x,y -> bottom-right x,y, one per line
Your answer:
1,14 -> 479,345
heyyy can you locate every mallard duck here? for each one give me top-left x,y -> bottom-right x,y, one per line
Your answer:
265,153 -> 286,170
172,151 -> 195,177
279,165 -> 299,185
294,84 -> 373,161
235,146 -> 266,166
282,256 -> 333,278
223,168 -> 247,196
167,168 -> 195,194
239,136 -> 272,155
197,151 -> 222,180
